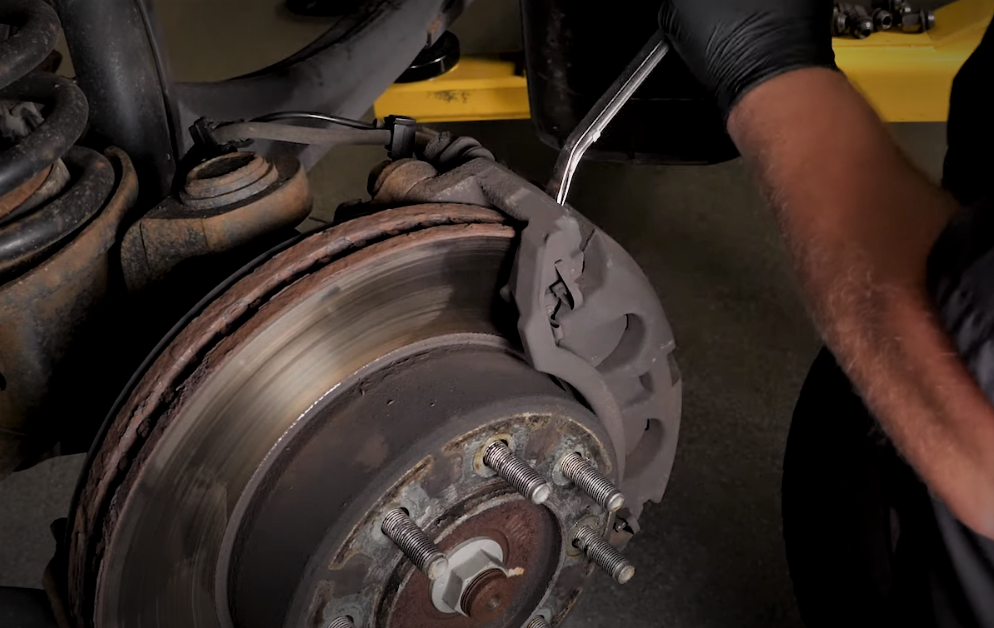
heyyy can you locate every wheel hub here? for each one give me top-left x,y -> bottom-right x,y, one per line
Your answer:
227,345 -> 613,628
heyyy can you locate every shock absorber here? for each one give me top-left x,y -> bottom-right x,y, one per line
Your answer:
0,0 -> 106,280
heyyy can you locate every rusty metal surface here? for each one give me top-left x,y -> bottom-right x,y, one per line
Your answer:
0,72 -> 88,204
462,570 -> 511,621
229,352 -> 601,628
14,158 -> 71,216
387,498 -> 561,628
0,147 -> 137,479
0,146 -> 114,279
98,226 -> 516,628
120,153 -> 313,291
67,205 -> 510,628
0,164 -> 49,220
264,354 -> 613,628
179,151 -> 279,210
66,190 -> 629,628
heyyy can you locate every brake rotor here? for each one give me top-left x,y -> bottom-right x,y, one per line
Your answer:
68,204 -> 620,628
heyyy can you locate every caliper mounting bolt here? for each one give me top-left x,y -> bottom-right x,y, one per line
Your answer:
528,617 -> 552,628
483,441 -> 552,505
327,618 -> 355,628
559,453 -> 625,512
381,508 -> 448,580
573,525 -> 636,584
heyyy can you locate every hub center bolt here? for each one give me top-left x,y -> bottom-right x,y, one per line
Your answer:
559,453 -> 625,512
381,508 -> 448,580
572,525 -> 636,584
328,617 -> 355,628
482,441 -> 552,505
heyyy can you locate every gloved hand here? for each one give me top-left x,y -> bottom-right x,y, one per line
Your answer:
659,0 -> 838,118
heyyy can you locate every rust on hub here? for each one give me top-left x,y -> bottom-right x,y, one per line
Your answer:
387,497 -> 559,628
462,569 -> 511,621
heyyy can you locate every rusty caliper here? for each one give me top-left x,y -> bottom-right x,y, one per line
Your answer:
371,31 -> 677,535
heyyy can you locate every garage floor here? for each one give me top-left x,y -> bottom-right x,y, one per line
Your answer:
0,1 -> 950,626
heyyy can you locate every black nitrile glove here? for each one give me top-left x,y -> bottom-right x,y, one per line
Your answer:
659,0 -> 838,118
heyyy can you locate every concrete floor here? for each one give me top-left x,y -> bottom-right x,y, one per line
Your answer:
0,1 -> 951,626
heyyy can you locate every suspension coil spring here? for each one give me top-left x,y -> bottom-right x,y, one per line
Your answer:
0,0 -> 111,280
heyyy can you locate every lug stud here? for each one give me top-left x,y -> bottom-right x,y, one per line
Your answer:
559,453 -> 625,512
528,616 -> 552,628
482,441 -> 551,504
381,508 -> 448,580
327,617 -> 355,628
573,525 -> 635,584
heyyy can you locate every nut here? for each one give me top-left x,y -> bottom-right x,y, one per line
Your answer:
872,8 -> 893,30
898,7 -> 935,33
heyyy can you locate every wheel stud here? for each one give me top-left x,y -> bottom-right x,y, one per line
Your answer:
328,617 -> 355,628
559,453 -> 625,512
381,508 -> 448,580
572,525 -> 635,584
482,441 -> 552,504
528,617 -> 552,628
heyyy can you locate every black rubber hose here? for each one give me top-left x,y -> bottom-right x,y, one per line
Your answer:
0,0 -> 60,90
0,73 -> 88,199
0,146 -> 114,279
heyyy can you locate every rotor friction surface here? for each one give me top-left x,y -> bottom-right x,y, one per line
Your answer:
68,206 -> 514,628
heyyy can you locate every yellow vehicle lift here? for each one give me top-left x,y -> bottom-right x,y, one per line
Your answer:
375,0 -> 993,124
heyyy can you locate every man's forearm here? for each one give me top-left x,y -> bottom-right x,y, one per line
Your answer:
728,68 -> 994,538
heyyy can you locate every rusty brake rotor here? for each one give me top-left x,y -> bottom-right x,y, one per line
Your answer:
67,204 -> 623,628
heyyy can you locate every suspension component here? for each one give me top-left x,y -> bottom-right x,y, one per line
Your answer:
0,0 -> 136,482
559,453 -> 625,512
572,525 -> 635,584
0,0 -> 90,280
528,617 -> 552,628
381,509 -> 449,580
482,441 -> 552,505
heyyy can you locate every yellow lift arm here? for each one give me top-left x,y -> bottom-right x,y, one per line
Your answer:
375,0 -> 992,124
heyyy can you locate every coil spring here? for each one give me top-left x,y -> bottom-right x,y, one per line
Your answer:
0,0 -> 112,280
